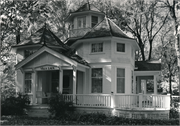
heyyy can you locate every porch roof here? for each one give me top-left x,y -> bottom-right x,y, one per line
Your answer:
135,61 -> 161,71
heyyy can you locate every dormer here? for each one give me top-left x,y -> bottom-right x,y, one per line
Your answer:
65,3 -> 105,38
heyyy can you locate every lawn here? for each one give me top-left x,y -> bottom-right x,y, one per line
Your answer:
1,113 -> 179,125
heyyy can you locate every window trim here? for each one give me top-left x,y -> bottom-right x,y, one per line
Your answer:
116,42 -> 125,53
116,68 -> 125,94
90,42 -> 105,54
91,68 -> 103,93
77,16 -> 86,29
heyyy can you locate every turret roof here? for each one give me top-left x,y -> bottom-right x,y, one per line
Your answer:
82,17 -> 134,39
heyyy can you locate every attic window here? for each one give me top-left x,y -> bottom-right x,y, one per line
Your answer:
91,16 -> 98,28
91,43 -> 103,53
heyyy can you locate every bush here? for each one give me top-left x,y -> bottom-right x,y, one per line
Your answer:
169,108 -> 179,119
48,93 -> 75,118
1,93 -> 30,116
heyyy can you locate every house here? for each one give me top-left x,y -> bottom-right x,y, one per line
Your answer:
12,3 -> 170,119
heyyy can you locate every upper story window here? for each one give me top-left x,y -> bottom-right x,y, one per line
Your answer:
24,50 -> 35,58
77,16 -> 86,29
117,68 -> 125,93
91,43 -> 103,53
117,43 -> 125,52
25,73 -> 32,93
91,16 -> 98,28
91,68 -> 103,93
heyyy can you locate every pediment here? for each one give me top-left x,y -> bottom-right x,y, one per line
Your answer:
23,52 -> 71,69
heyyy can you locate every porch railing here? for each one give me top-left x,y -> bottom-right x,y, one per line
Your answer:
114,94 -> 170,110
75,94 -> 111,107
61,94 -> 170,110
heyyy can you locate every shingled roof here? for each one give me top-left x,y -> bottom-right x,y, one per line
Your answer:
74,3 -> 102,13
14,24 -> 69,50
135,61 -> 161,71
82,17 -> 134,39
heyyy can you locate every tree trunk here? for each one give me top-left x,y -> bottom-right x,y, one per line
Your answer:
148,40 -> 153,61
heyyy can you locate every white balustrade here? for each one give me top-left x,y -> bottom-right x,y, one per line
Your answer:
61,94 -> 170,110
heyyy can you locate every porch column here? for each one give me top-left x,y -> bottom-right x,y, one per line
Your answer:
154,75 -> 157,94
59,69 -> 63,93
32,71 -> 37,104
73,68 -> 77,101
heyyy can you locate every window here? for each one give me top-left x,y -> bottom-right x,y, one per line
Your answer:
91,43 -> 103,53
91,68 -> 103,93
24,50 -> 35,58
25,73 -> 32,93
77,17 -> 86,28
91,16 -> 98,28
117,68 -> 125,93
117,43 -> 125,52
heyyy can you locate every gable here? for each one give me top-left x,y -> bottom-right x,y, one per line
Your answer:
15,46 -> 77,70
23,52 -> 71,69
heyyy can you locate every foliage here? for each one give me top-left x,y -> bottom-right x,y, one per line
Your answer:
48,93 -> 75,118
0,60 -> 16,101
1,93 -> 30,116
1,113 -> 179,125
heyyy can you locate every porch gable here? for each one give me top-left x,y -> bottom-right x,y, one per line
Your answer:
15,46 -> 77,70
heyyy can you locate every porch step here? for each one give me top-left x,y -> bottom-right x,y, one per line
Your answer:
27,107 -> 51,118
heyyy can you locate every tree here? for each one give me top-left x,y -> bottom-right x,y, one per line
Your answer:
161,0 -> 180,95
101,0 -> 168,61
161,33 -> 178,94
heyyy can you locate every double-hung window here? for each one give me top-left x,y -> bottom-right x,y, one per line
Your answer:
91,68 -> 103,93
117,68 -> 125,93
77,17 -> 86,29
25,73 -> 32,93
117,43 -> 125,52
91,43 -> 103,53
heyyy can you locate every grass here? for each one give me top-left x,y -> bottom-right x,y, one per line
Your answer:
1,113 -> 180,125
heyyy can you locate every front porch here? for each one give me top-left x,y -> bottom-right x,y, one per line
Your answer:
62,93 -> 170,110
27,93 -> 170,119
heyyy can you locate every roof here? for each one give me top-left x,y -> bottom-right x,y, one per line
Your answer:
82,17 -> 134,39
75,3 -> 102,13
64,37 -> 81,46
135,61 -> 161,71
65,3 -> 104,22
13,24 -> 69,50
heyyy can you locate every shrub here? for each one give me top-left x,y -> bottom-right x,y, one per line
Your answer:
48,93 -> 75,118
169,108 -> 179,119
1,93 -> 30,115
